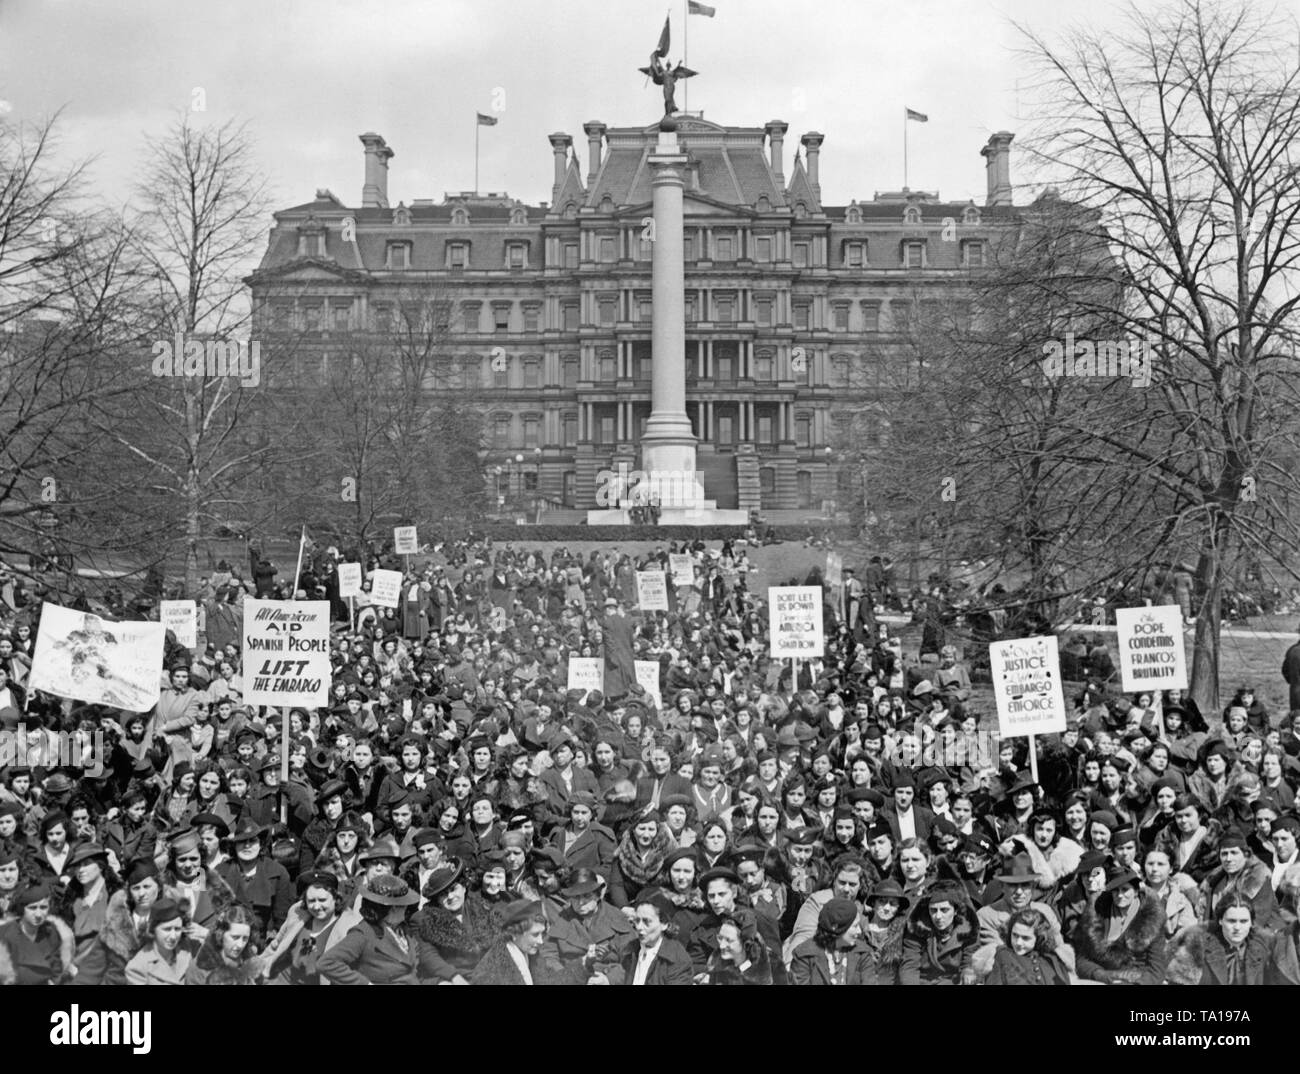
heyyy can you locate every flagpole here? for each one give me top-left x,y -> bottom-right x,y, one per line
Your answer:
475,118 -> 480,195
903,106 -> 908,190
292,525 -> 307,596
684,0 -> 689,113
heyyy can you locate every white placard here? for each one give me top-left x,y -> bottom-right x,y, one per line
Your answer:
669,554 -> 695,587
634,659 -> 663,710
825,552 -> 843,588
566,657 -> 604,694
990,634 -> 1068,738
370,569 -> 403,609
336,563 -> 363,599
768,586 -> 825,658
242,599 -> 331,709
29,603 -> 165,712
393,526 -> 419,555
1115,605 -> 1188,692
160,600 -> 197,649
636,570 -> 670,611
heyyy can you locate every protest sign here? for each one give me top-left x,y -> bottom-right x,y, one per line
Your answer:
393,526 -> 419,554
242,599 -> 331,709
636,570 -> 670,611
635,659 -> 663,710
1115,605 -> 1188,692
336,563 -> 363,599
370,569 -> 403,608
160,600 -> 197,649
566,657 -> 604,694
669,554 -> 695,587
768,586 -> 825,658
29,603 -> 166,712
990,634 -> 1067,738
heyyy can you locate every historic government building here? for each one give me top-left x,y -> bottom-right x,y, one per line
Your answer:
249,118 -> 1016,517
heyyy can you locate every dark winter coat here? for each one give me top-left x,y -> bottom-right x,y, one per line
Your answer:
412,896 -> 500,982
470,939 -> 552,985
900,897 -> 981,985
613,937 -> 694,985
985,944 -> 1072,985
1197,859 -> 1281,929
789,939 -> 879,985
1072,894 -> 1168,985
1165,924 -> 1276,986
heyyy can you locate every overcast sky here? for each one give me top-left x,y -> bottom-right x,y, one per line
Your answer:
2,0 -> 1135,219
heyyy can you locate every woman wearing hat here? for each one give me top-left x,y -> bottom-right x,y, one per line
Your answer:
102,792 -> 160,877
260,870 -> 358,985
411,858 -> 498,984
315,809 -> 371,904
0,882 -> 73,985
608,812 -> 676,909
317,874 -> 421,984
470,898 -> 552,985
861,878 -> 909,985
124,897 -> 198,985
152,763 -> 199,833
53,842 -> 120,984
1196,828 -> 1281,928
25,810 -> 77,885
542,868 -> 635,984
789,897 -> 875,985
642,847 -> 708,937
98,859 -> 177,985
1073,864 -> 1169,985
900,882 -> 981,985
230,819 -> 292,937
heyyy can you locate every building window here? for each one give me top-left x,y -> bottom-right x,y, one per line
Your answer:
599,354 -> 616,381
638,354 -> 652,380
903,206 -> 922,224
962,206 -> 981,226
637,235 -> 652,260
716,354 -> 734,382
371,305 -> 391,331
563,471 -> 575,504
299,233 -> 324,257
760,467 -> 776,495
795,415 -> 812,447
716,296 -> 735,323
493,305 -> 511,333
333,305 -> 350,331
563,243 -> 579,268
562,356 -> 579,386
387,243 -> 411,269
716,414 -> 734,445
599,416 -> 615,444
598,298 -> 616,327
562,303 -> 579,331
493,415 -> 511,449
301,306 -> 319,332
844,242 -> 865,268
796,471 -> 813,508
833,305 -> 850,330
524,471 -> 538,492
523,306 -> 540,333
683,234 -> 694,261
715,236 -> 734,261
793,304 -> 810,330
506,243 -> 527,269
598,236 -> 616,262
446,243 -> 468,269
793,242 -> 810,267
563,414 -> 578,446
523,417 -> 540,448
685,294 -> 697,323
962,240 -> 986,267
755,299 -> 773,326
861,302 -> 881,332
755,236 -> 773,262
451,208 -> 469,225
637,296 -> 652,322
832,357 -> 850,386
758,415 -> 774,444
755,352 -> 773,380
523,359 -> 540,388
904,241 -> 926,268
493,359 -> 509,388
461,303 -> 481,332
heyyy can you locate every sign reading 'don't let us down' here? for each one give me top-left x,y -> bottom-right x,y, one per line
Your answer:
1115,605 -> 1188,692
768,586 -> 825,658
990,634 -> 1067,738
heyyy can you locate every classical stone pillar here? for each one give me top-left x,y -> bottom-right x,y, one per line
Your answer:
640,130 -> 700,507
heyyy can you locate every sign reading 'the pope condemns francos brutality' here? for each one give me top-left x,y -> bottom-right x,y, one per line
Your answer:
242,600 -> 331,709
990,634 -> 1067,737
1115,605 -> 1188,692
768,586 -> 825,658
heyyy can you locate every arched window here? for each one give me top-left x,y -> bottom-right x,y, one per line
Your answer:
451,207 -> 469,225
845,202 -> 862,224
962,205 -> 981,226
510,207 -> 528,226
562,203 -> 578,219
756,195 -> 771,213
903,206 -> 922,225
393,203 -> 411,226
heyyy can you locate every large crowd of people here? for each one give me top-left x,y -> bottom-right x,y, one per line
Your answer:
1,535 -> 1299,986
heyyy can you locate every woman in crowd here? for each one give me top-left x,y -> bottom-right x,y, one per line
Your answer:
185,905 -> 262,985
900,882 -> 980,985
0,883 -> 69,985
125,898 -> 197,985
1073,864 -> 1169,985
316,875 -> 421,985
261,871 -> 357,985
1167,894 -> 1281,985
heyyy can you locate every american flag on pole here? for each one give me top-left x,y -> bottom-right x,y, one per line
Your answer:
688,1 -> 717,15
906,108 -> 929,122
477,113 -> 498,126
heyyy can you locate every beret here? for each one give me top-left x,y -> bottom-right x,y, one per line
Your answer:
818,897 -> 858,936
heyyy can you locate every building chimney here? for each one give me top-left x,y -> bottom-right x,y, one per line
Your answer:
583,121 -> 607,187
981,131 -> 1014,207
800,132 -> 824,198
359,133 -> 394,209
765,120 -> 788,185
549,133 -> 573,204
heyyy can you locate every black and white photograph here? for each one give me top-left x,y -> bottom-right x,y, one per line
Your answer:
0,0 -> 1296,1049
